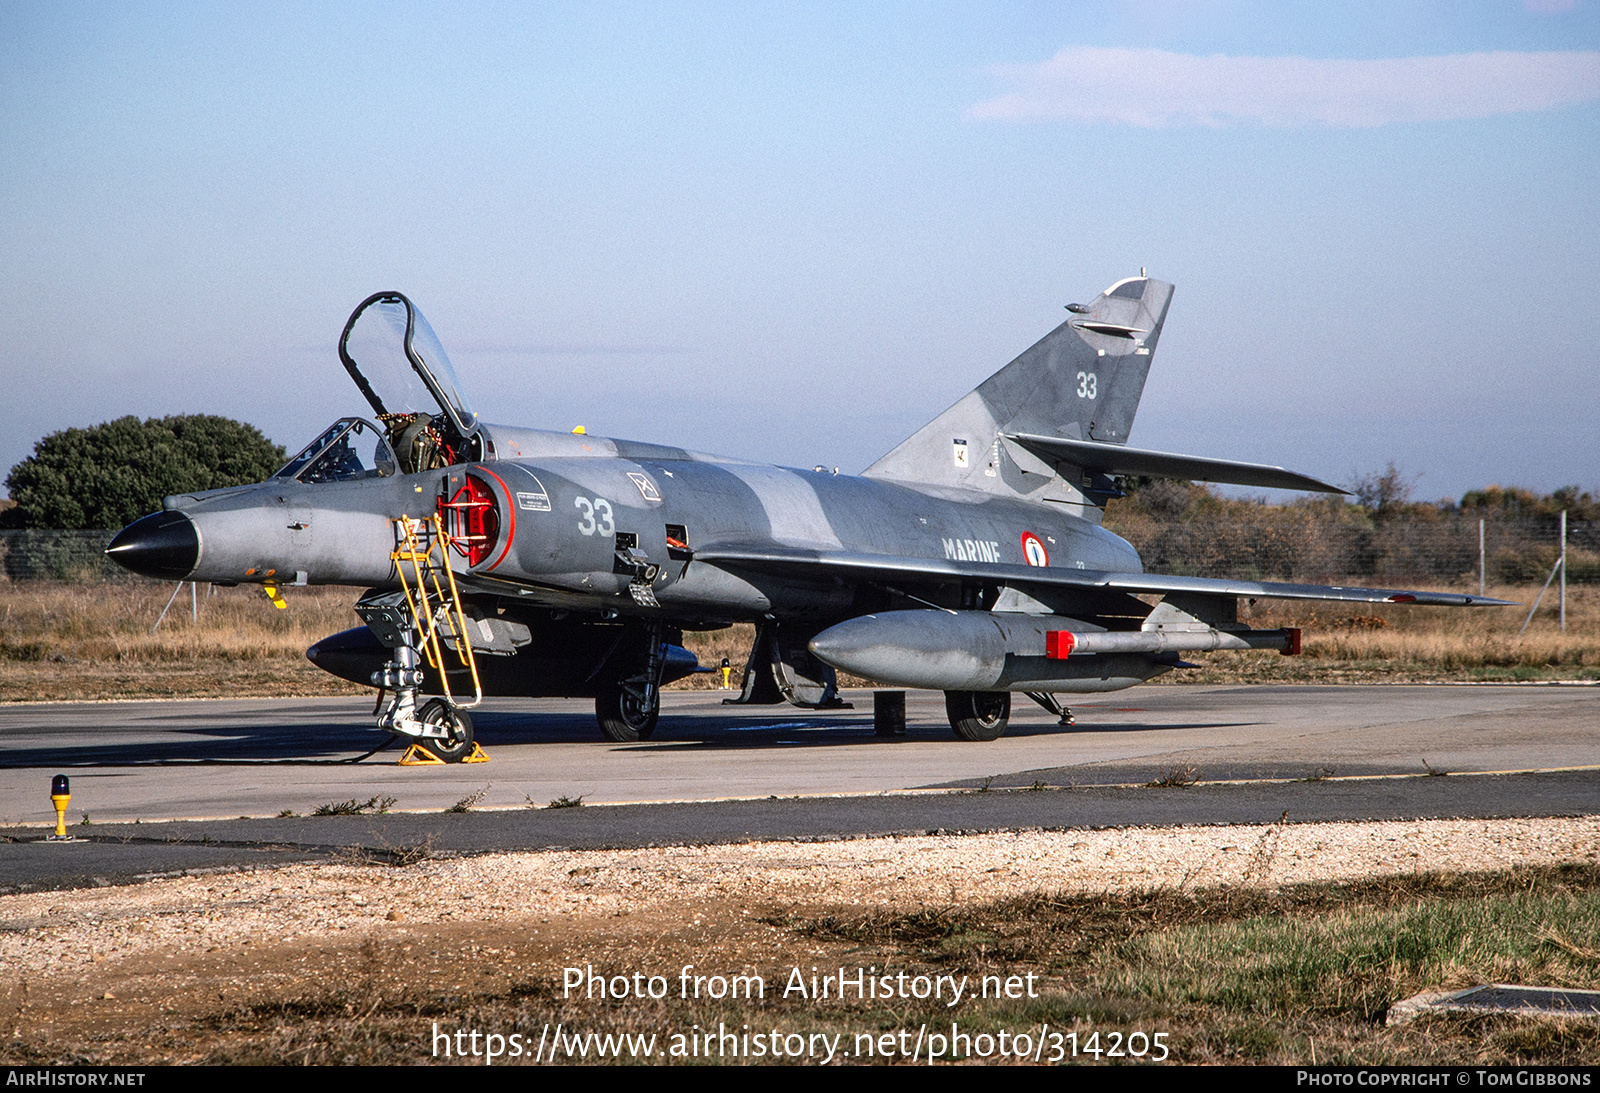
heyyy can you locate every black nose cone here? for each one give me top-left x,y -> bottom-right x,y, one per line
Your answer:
105,511 -> 199,580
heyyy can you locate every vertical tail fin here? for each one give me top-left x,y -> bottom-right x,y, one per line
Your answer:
863,276 -> 1174,515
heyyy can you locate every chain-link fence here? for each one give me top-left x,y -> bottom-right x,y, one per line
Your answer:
3,519 -> 1595,586
0,530 -> 126,582
1107,515 -> 1597,585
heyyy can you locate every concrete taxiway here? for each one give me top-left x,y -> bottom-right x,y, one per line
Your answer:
1,684 -> 1595,892
3,685 -> 1597,821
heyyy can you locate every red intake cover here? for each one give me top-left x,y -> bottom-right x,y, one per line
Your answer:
440,473 -> 501,567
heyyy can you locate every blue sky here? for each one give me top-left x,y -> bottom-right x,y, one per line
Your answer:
3,1 -> 1597,504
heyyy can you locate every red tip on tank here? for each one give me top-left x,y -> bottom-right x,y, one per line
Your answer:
1045,631 -> 1076,659
1281,627 -> 1302,656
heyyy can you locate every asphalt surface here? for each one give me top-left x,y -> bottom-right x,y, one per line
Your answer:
2,685 -> 1596,893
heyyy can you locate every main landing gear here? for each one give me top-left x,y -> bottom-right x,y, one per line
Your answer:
944,690 -> 1011,741
595,683 -> 659,742
594,620 -> 665,742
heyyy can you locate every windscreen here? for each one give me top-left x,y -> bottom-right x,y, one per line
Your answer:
275,419 -> 396,483
276,420 -> 352,480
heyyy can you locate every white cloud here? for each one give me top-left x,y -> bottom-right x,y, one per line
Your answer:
968,48 -> 1600,127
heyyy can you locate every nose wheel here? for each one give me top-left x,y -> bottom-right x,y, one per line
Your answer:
416,698 -> 476,762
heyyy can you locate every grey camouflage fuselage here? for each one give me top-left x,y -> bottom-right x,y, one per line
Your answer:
107,276 -> 1509,750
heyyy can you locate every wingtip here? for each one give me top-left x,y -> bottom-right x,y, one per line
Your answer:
1387,592 -> 1520,607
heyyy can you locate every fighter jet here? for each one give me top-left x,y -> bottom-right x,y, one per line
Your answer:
105,279 -> 1508,760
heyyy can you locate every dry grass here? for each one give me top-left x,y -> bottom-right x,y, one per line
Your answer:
1196,583 -> 1600,683
1,580 -> 1593,702
673,624 -> 752,691
0,581 -> 368,701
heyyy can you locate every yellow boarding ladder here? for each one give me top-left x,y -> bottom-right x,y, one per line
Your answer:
390,513 -> 483,711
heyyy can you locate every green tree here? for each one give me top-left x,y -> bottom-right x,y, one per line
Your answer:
3,415 -> 286,529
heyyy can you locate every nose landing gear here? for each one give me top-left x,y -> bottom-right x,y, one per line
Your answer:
363,515 -> 488,764
413,697 -> 477,762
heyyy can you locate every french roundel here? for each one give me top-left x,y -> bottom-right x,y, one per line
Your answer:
1021,531 -> 1049,567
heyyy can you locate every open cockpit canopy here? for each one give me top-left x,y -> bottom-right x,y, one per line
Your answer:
338,292 -> 480,471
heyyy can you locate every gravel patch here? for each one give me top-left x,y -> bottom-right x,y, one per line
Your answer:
4,816 -> 1598,977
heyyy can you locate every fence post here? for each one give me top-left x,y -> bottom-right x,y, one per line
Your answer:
1560,509 -> 1567,632
1478,517 -> 1485,597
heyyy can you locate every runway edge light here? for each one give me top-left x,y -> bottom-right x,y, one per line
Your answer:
50,774 -> 70,839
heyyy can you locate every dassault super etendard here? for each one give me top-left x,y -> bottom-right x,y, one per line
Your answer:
106,278 -> 1509,760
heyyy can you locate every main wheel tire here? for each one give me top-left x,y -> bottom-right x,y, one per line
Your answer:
596,685 -> 659,742
945,690 -> 1011,741
417,698 -> 475,762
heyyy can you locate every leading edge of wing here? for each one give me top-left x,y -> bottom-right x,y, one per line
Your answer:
692,544 -> 1516,607
1007,433 -> 1347,494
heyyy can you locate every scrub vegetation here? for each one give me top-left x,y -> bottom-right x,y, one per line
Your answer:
1106,473 -> 1600,587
